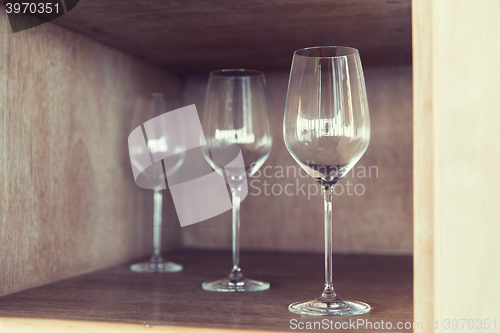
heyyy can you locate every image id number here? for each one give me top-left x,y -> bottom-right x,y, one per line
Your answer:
443,319 -> 497,330
5,2 -> 60,14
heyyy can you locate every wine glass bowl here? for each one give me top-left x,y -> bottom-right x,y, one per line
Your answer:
284,46 -> 370,187
201,69 -> 272,292
203,69 -> 272,176
283,46 -> 370,315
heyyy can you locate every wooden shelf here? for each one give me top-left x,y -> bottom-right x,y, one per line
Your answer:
1,0 -> 499,328
52,0 -> 412,73
0,250 -> 412,332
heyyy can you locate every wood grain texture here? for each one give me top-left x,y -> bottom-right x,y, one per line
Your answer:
412,0 -> 435,327
413,0 -> 500,329
50,0 -> 412,73
0,319 -> 273,333
180,67 -> 413,255
0,250 -> 413,332
0,10 -> 183,297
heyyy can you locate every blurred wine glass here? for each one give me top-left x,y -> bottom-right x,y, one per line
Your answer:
201,69 -> 272,292
128,93 -> 184,273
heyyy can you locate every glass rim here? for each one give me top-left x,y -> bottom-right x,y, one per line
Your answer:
209,69 -> 264,78
294,46 -> 359,58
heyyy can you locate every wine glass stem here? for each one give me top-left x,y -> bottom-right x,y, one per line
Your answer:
322,185 -> 337,299
153,187 -> 163,258
231,188 -> 241,274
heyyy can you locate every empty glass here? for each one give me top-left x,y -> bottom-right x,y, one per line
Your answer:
128,93 -> 183,273
283,47 -> 371,315
201,69 -> 273,292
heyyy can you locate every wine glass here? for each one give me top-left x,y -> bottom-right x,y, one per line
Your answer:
201,69 -> 273,292
283,46 -> 371,315
128,93 -> 184,273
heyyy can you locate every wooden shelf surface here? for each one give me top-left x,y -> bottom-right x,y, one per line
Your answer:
50,0 -> 411,73
0,250 -> 412,332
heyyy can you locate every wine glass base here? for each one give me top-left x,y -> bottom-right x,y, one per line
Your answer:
202,278 -> 270,292
130,258 -> 183,273
289,299 -> 370,316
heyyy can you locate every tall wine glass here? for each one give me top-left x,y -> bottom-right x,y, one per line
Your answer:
201,69 -> 273,292
128,93 -> 184,273
283,47 -> 371,315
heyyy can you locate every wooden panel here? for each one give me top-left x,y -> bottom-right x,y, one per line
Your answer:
0,250 -> 413,332
50,0 -> 411,73
0,10 -> 182,297
180,67 -> 413,254
413,0 -> 500,330
412,0 -> 435,327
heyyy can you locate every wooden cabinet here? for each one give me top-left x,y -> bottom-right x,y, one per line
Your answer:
0,0 -> 499,332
